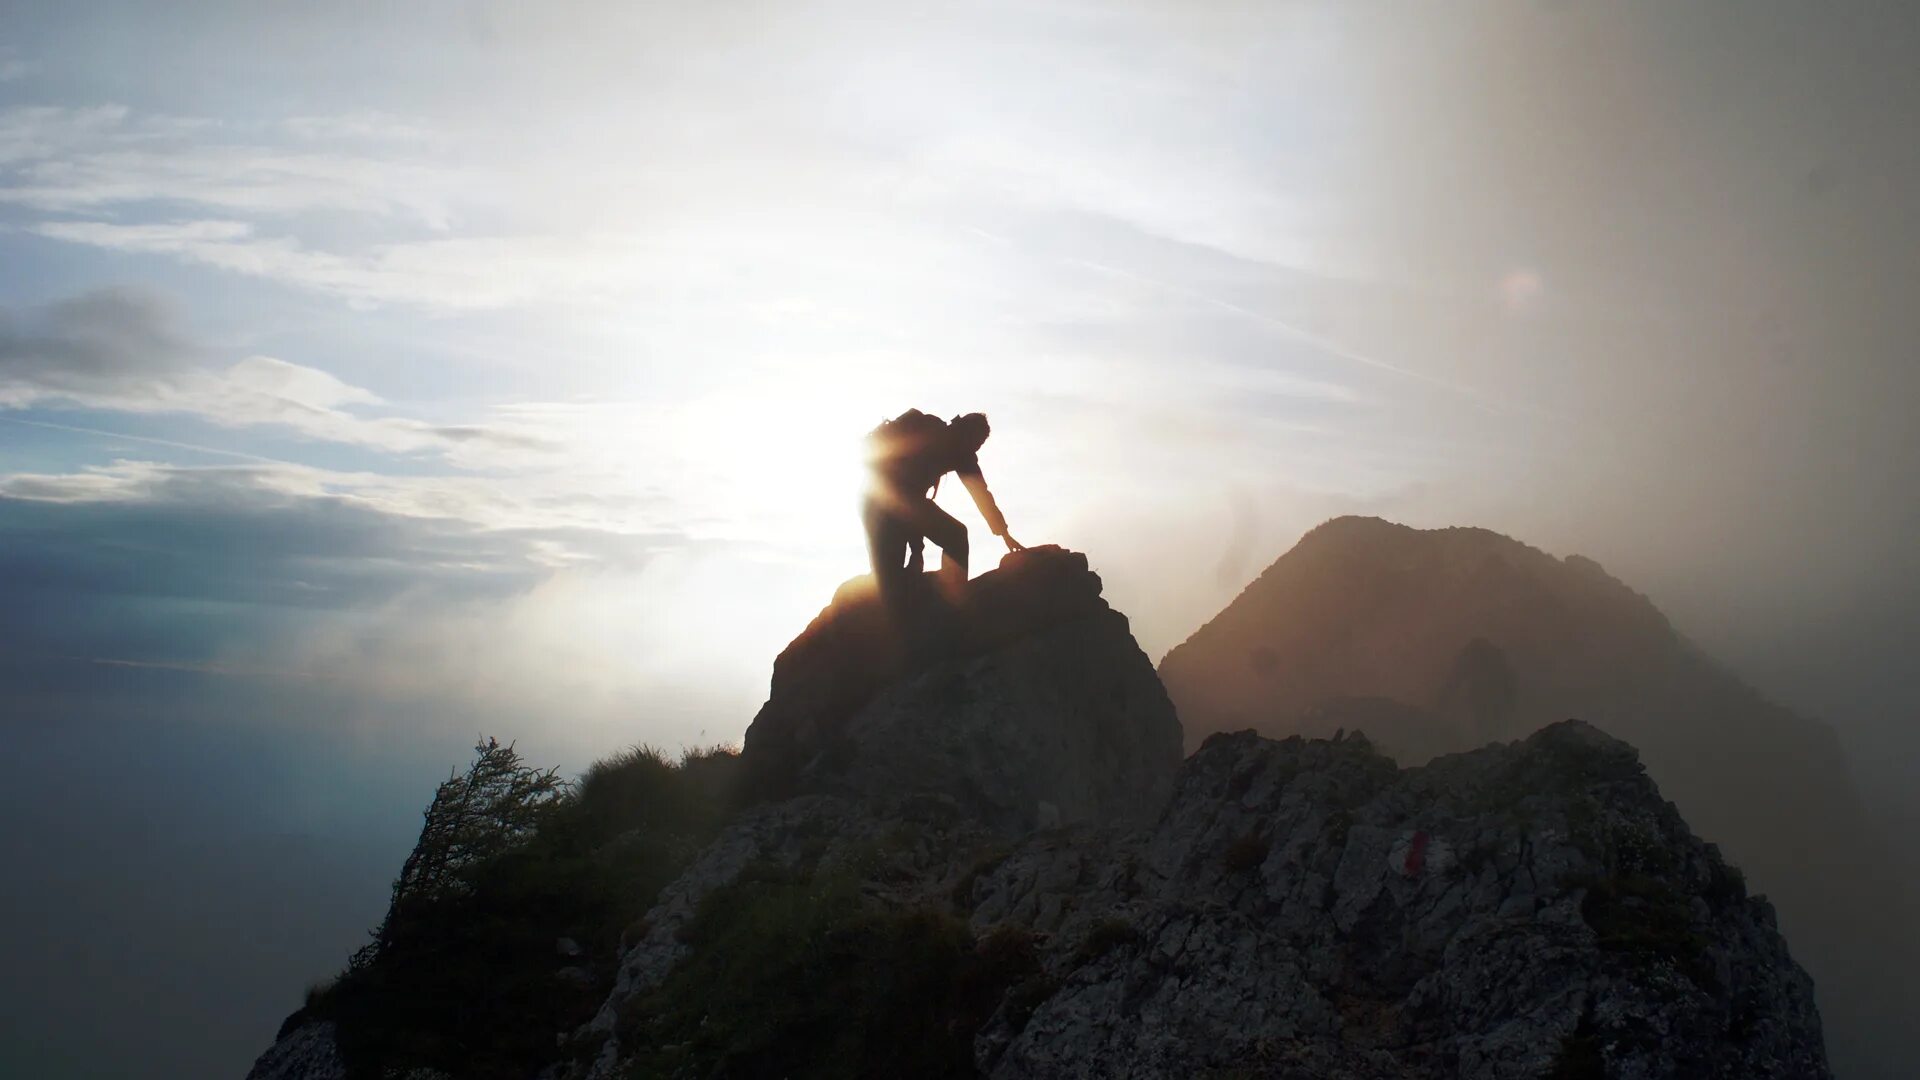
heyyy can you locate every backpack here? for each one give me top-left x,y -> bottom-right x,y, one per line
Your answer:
867,409 -> 951,494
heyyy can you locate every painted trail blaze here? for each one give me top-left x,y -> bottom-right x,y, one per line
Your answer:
1405,830 -> 1430,876
1387,829 -> 1450,878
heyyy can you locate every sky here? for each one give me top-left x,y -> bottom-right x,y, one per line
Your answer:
3,3 -> 1918,1076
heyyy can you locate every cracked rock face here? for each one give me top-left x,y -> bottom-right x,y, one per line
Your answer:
573,720 -> 1827,1079
967,722 -> 1827,1079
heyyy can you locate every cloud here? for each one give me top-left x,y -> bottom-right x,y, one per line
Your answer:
282,111 -> 435,143
0,462 -> 562,594
0,284 -> 193,380
0,458 -> 679,664
30,220 -> 616,312
0,458 -> 794,742
0,288 -> 552,458
0,458 -> 669,550
0,45 -> 33,84
0,104 -> 463,226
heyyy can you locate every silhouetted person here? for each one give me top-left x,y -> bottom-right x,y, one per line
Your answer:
864,410 -> 1024,591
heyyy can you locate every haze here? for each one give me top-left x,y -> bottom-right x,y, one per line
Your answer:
2,2 -> 1916,1076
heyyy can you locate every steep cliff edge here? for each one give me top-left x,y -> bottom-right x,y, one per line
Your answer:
252,545 -> 1830,1080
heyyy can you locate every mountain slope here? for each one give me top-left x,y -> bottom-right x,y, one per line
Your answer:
1158,515 -> 1913,1077
248,542 -> 1834,1080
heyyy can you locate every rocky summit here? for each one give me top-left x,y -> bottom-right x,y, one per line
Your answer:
251,545 -> 1831,1080
742,545 -> 1183,833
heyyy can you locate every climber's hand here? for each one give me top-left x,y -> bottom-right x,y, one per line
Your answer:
1003,534 -> 1027,553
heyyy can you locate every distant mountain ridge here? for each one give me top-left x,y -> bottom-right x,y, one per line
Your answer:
1158,515 -> 1915,1078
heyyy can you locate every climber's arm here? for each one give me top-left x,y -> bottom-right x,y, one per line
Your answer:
957,465 -> 1009,538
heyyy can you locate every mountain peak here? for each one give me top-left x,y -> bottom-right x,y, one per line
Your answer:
1161,518 -> 1677,748
1159,517 -> 1909,1076
249,535 -> 1836,1080
743,545 -> 1182,832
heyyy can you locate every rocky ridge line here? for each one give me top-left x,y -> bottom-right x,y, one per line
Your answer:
251,545 -> 1829,1080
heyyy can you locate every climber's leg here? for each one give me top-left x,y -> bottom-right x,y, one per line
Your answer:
863,495 -> 910,585
904,497 -> 969,589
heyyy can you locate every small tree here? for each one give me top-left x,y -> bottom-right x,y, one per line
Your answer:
353,737 -> 564,969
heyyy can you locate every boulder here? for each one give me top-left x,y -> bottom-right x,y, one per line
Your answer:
742,545 -> 1184,832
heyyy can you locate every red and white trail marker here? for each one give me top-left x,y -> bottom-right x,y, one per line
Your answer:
1387,830 -> 1452,878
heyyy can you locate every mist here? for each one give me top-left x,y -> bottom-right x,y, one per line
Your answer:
4,1 -> 1918,1076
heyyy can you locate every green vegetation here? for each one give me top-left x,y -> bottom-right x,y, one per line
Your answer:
1546,1012 -> 1606,1080
350,737 -> 566,972
1070,916 -> 1141,967
303,738 -> 742,1080
1572,871 -> 1716,990
1607,818 -> 1679,877
981,924 -> 1056,1036
1564,804 -> 1724,992
615,857 -> 1042,1079
1703,854 -> 1748,909
949,845 -> 1012,909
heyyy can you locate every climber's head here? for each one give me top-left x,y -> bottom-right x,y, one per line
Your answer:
951,412 -> 991,452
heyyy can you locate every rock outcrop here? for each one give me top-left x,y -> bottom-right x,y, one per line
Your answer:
556,545 -> 1827,1079
569,720 -> 1828,1079
251,541 -> 1832,1079
743,545 -> 1183,832
1156,515 -> 1910,1077
973,722 -> 1825,1079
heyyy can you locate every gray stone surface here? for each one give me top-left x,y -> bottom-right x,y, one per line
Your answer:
572,720 -> 1828,1079
243,1021 -> 345,1080
967,722 -> 1828,1079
